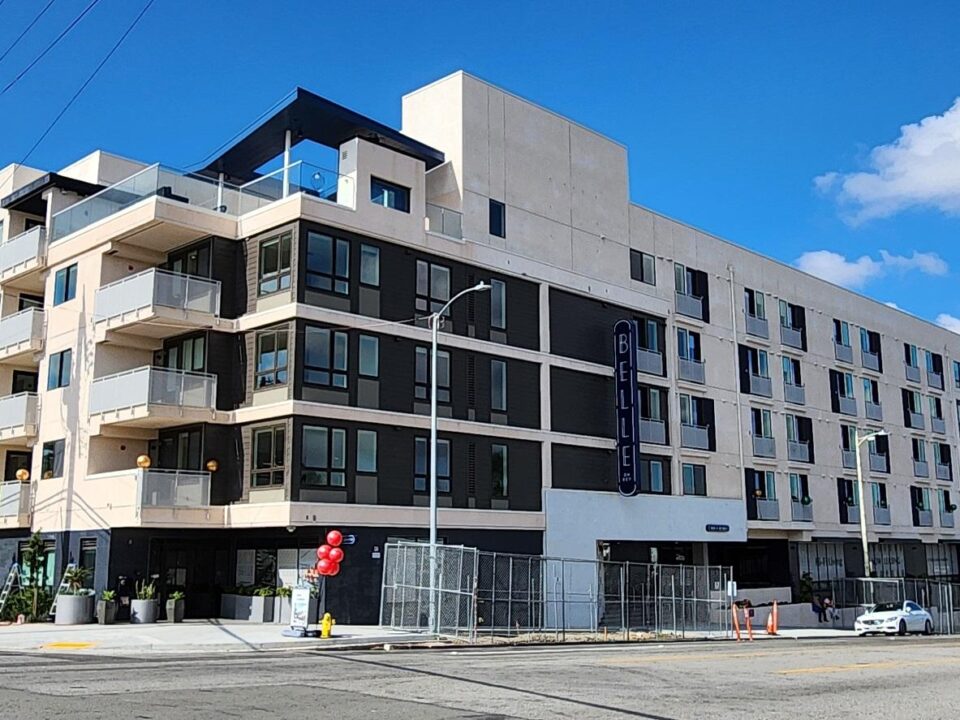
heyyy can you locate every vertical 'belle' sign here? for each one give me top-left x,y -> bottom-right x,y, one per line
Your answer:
614,319 -> 639,497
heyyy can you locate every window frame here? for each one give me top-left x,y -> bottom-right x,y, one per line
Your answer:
356,429 -> 378,474
491,359 -> 507,413
489,199 -> 506,238
257,232 -> 292,296
492,443 -> 508,498
630,250 -> 656,285
414,437 -> 451,493
301,425 -> 347,488
303,326 -> 348,389
254,328 -> 289,389
415,347 -> 450,403
47,349 -> 72,390
358,334 -> 379,378
251,425 -> 285,487
416,260 -> 451,314
359,244 -> 380,287
370,177 -> 411,213
305,232 -> 350,295
53,264 -> 78,305
41,439 -> 65,479
490,278 -> 507,330
682,463 -> 706,496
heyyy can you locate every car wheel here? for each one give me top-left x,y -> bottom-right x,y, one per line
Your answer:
898,620 -> 907,636
924,620 -> 933,636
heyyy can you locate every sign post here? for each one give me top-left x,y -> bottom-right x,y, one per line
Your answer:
614,319 -> 640,497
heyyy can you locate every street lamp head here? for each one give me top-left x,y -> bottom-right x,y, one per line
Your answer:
875,430 -> 889,437
473,281 -> 491,292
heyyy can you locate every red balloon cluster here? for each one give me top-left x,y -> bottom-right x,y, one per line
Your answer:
315,530 -> 345,577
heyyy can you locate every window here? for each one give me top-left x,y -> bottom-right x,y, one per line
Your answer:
630,250 -> 656,285
18,293 -> 43,311
78,539 -> 96,588
640,458 -> 667,494
640,319 -> 660,353
489,199 -> 505,237
165,334 -> 205,372
905,343 -> 919,368
492,444 -> 508,497
255,329 -> 288,388
789,473 -> 809,502
53,264 -> 78,305
640,386 -> 664,421
12,370 -> 38,394
491,359 -> 507,412
912,438 -> 927,463
3,451 -> 30,482
940,489 -> 953,513
782,357 -> 802,386
370,177 -> 410,212
358,335 -> 379,378
682,463 -> 706,496
912,486 -> 930,511
744,288 -> 765,319
840,424 -> 856,451
47,349 -> 71,390
357,430 -> 378,473
872,482 -> 888,508
490,279 -> 506,330
906,389 -> 923,414
305,232 -> 349,295
301,425 -> 346,487
839,477 -> 858,506
303,326 -> 348,388
763,470 -> 777,499
415,347 -> 450,402
679,393 -> 695,426
954,361 -> 960,389
747,348 -> 769,378
862,378 -> 879,404
415,437 -> 450,492
416,260 -> 451,314
752,408 -> 773,438
360,244 -> 380,287
258,232 -> 291,295
833,319 -> 850,346
677,328 -> 701,361
41,439 -> 65,479
785,414 -> 798,442
252,426 -> 285,487
929,395 -> 943,420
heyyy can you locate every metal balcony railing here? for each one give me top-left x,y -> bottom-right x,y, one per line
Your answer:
861,350 -> 880,372
89,366 -> 217,415
745,313 -> 769,339
749,373 -> 772,397
936,463 -> 952,482
95,268 -> 221,323
784,382 -> 805,405
788,440 -> 810,463
834,341 -> 853,364
639,418 -> 667,445
678,356 -> 705,384
0,481 -> 30,518
755,498 -> 780,521
0,226 -> 45,278
914,509 -> 933,528
905,363 -> 921,383
675,292 -> 704,320
865,401 -> 883,422
636,347 -> 664,376
941,511 -> 955,529
927,370 -> 944,391
780,325 -> 803,349
0,392 -> 38,433
931,416 -> 946,435
837,395 -> 857,416
680,423 -> 710,450
873,505 -> 891,525
841,448 -> 857,469
791,500 -> 813,522
914,459 -> 930,478
869,452 -> 889,473
907,411 -> 925,430
752,435 -> 776,458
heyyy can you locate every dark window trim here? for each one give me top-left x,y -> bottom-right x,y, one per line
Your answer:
251,425 -> 285,487
301,424 -> 347,487
257,232 -> 292,296
47,349 -> 72,390
370,176 -> 411,213
254,328 -> 289,389
305,231 -> 350,296
303,325 -> 348,389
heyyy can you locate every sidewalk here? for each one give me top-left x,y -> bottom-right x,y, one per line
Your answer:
0,620 -> 426,656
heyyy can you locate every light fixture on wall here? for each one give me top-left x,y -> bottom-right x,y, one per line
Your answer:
205,459 -> 219,472
136,454 -> 152,469
286,525 -> 296,533
15,468 -> 29,482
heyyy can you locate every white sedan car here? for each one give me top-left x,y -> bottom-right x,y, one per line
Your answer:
855,601 -> 933,636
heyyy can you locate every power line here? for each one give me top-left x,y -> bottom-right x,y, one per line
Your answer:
0,0 -> 58,66
21,0 -> 157,164
0,0 -> 102,97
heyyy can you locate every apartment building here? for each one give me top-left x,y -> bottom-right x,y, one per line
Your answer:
0,72 -> 957,621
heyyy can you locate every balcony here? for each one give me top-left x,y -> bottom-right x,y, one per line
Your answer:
865,400 -> 883,422
834,341 -> 853,364
680,423 -> 710,450
0,481 -> 30,528
841,504 -> 861,525
869,452 -> 889,473
780,325 -> 804,350
927,369 -> 944,391
675,292 -> 705,320
841,448 -> 857,469
862,350 -> 881,372
932,416 -> 946,435
745,313 -> 769,339
678,356 -> 705,384
94,269 -> 221,344
914,509 -> 934,528
754,498 -> 780,521
784,382 -> 805,405
905,363 -> 921,383
637,347 -> 664,376
89,366 -> 219,429
913,459 -> 930,478
49,165 -> 242,250
0,393 -> 38,445
425,203 -> 463,239
837,395 -> 857,416
874,505 -> 891,526
907,411 -> 925,430
941,511 -> 956,529
140,468 -> 211,508
936,463 -> 952,482
82,468 -> 222,528
0,226 -> 46,286
791,500 -> 813,522
0,309 -> 44,364
788,440 -> 810,463
752,435 -> 776,458
237,161 -> 355,214
748,374 -> 772,398
639,418 -> 667,445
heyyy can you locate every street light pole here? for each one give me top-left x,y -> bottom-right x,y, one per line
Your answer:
428,282 -> 489,635
854,428 -> 887,578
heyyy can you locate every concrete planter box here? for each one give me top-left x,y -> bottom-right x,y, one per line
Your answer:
274,595 -> 321,625
96,599 -> 117,625
55,594 -> 94,625
220,594 -> 275,622
166,598 -> 185,623
131,599 -> 159,624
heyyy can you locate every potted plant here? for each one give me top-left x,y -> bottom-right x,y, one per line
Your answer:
166,591 -> 186,623
97,590 -> 118,625
130,579 -> 159,624
55,567 -> 94,625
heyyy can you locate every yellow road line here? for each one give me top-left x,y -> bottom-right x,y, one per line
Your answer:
40,642 -> 96,650
778,658 -> 960,675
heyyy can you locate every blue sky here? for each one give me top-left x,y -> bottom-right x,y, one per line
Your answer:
2,0 -> 960,326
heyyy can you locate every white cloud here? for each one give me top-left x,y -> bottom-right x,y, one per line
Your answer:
794,249 -> 948,289
884,301 -> 900,309
815,97 -> 960,223
936,313 -> 960,334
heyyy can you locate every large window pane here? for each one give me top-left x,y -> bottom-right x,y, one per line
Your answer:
492,444 -> 508,497
491,359 -> 507,412
359,335 -> 379,377
357,430 -> 377,473
491,279 -> 506,330
360,244 -> 380,287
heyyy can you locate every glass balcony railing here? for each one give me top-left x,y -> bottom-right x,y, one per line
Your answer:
0,481 -> 29,518
89,366 -> 217,415
237,161 -> 355,214
95,269 -> 221,323
139,468 -> 211,508
0,226 -> 46,278
426,203 -> 463,239
0,392 -> 38,434
0,308 -> 44,357
50,165 -> 242,243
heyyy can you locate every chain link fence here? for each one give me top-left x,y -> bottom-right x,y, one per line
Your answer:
380,542 -> 734,641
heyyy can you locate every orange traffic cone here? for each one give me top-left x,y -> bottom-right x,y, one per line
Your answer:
766,601 -> 779,635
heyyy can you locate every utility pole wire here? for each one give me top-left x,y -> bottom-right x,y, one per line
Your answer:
0,0 -> 102,97
22,0 -> 158,163
0,0 -> 58,66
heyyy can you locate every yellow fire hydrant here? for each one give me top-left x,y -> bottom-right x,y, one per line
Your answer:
320,612 -> 336,639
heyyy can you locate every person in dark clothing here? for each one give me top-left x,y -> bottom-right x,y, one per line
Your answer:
812,594 -> 827,623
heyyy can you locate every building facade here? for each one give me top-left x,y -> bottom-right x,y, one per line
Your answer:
0,72 -> 956,621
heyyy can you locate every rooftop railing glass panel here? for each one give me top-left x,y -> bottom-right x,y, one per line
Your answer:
237,161 -> 355,214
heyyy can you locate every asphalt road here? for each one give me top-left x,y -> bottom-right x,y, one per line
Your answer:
1,637 -> 958,719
